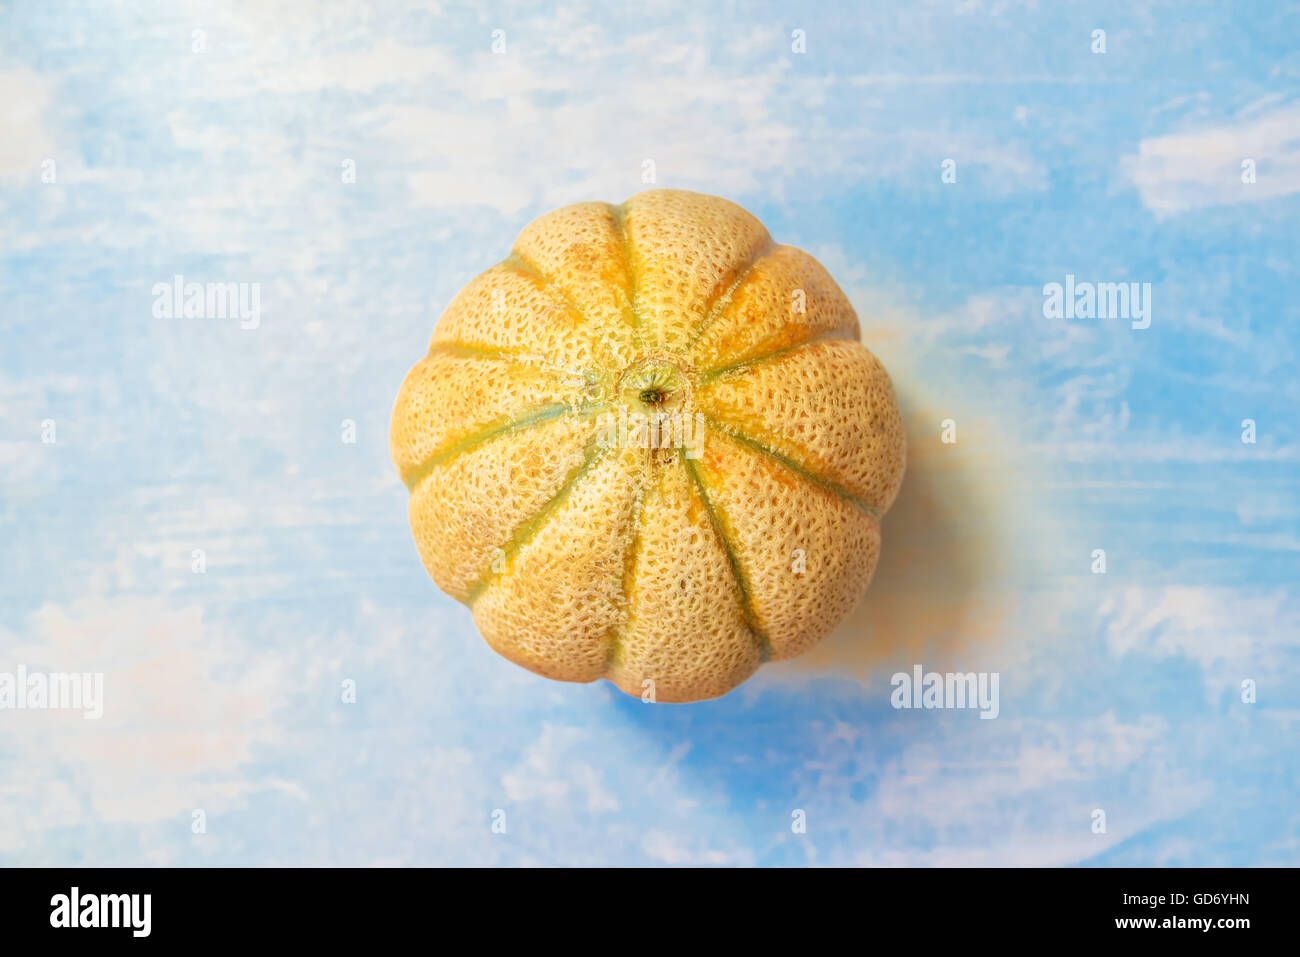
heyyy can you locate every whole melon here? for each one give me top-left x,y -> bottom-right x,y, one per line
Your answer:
391,189 -> 906,702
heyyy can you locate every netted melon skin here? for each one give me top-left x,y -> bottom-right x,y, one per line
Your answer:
391,189 -> 905,702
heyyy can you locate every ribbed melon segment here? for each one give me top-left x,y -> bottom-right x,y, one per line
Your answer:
431,263 -> 614,374
697,338 -> 906,513
470,443 -> 644,683
390,350 -> 588,487
511,201 -> 640,367
690,427 -> 881,661
407,413 -> 597,602
606,463 -> 762,703
689,244 -> 859,373
619,190 -> 772,355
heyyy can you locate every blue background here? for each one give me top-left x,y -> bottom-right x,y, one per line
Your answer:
1,1 -> 1297,865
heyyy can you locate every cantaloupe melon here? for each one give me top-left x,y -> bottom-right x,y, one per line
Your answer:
391,189 -> 905,702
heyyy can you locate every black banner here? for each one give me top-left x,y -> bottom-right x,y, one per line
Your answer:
0,866 -> 1275,943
